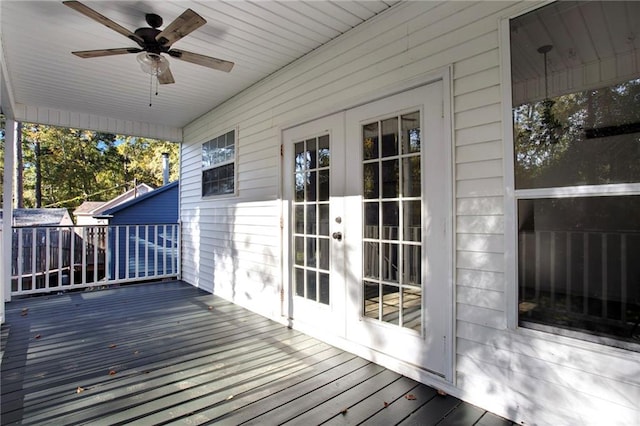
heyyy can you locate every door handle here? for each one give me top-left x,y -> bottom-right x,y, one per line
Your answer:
332,231 -> 343,241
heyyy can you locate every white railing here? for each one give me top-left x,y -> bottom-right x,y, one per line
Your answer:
10,223 -> 179,296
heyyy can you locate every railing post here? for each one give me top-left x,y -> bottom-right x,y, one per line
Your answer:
2,119 -> 16,317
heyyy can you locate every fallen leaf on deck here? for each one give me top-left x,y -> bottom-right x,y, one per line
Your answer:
405,394 -> 417,400
76,386 -> 85,394
226,395 -> 234,400
34,334 -> 41,339
109,344 -> 117,349
109,370 -> 117,376
133,350 -> 139,355
21,308 -> 29,316
437,389 -> 447,396
384,401 -> 389,408
340,408 -> 348,415
208,306 -> 213,310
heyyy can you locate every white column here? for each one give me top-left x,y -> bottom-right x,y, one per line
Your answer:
2,118 -> 16,322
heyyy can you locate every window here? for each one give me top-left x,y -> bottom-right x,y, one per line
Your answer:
202,129 -> 235,196
510,2 -> 640,347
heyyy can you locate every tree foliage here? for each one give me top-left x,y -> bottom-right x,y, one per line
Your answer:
7,124 -> 179,209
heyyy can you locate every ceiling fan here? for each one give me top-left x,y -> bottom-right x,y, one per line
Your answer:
63,1 -> 234,85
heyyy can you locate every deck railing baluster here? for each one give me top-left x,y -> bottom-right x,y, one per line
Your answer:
9,223 -> 179,296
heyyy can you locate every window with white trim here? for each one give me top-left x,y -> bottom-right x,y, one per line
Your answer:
510,1 -> 640,348
202,129 -> 235,197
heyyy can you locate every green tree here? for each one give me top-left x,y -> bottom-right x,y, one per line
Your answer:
17,124 -> 178,209
117,136 -> 179,187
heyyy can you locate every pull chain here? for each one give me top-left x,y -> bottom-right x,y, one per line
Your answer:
149,72 -> 153,107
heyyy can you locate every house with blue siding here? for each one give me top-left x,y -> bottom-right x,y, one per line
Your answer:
97,181 -> 179,280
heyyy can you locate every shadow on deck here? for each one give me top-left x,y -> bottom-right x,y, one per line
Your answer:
1,281 -> 513,425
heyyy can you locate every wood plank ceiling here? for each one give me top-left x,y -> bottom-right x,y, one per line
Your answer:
0,1 -> 397,140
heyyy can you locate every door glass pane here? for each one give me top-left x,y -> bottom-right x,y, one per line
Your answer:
402,287 -> 422,331
382,243 -> 399,282
319,273 -> 330,305
307,270 -> 317,302
307,237 -> 317,268
295,237 -> 304,266
382,201 -> 399,240
403,201 -> 421,242
295,268 -> 304,297
319,238 -> 329,271
306,205 -> 316,234
319,204 -> 330,236
402,112 -> 421,154
318,170 -> 330,201
363,163 -> 379,199
403,244 -> 421,285
364,202 -> 379,238
306,138 -> 317,169
318,135 -> 330,167
363,241 -> 379,279
364,281 -> 379,319
403,157 -> 421,197
381,117 -> 398,157
295,173 -> 305,202
363,122 -> 379,160
381,284 -> 400,325
295,142 -> 305,172
306,171 -> 317,201
295,206 -> 304,234
382,160 -> 399,198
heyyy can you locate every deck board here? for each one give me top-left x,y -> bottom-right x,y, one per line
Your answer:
1,281 -> 513,425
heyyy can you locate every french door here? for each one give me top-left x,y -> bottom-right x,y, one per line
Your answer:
282,113 -> 346,334
283,81 -> 451,378
344,82 -> 451,377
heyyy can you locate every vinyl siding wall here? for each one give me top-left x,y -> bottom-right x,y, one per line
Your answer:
180,2 -> 639,425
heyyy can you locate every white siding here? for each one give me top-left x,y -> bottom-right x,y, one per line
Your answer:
180,1 -> 640,425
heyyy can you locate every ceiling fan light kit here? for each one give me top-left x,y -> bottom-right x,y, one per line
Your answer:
137,52 -> 169,77
62,1 -> 234,105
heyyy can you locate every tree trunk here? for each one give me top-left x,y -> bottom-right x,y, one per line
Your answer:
35,140 -> 42,208
15,122 -> 24,208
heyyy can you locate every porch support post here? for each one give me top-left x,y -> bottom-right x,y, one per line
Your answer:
2,118 -> 16,320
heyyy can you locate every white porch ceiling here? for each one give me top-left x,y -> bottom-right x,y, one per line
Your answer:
0,0 -> 396,141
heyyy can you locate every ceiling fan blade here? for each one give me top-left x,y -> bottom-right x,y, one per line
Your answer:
72,48 -> 141,58
168,49 -> 234,73
63,1 -> 144,46
158,67 -> 175,85
155,9 -> 206,47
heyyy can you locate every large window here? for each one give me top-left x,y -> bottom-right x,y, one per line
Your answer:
202,129 -> 235,197
511,1 -> 640,348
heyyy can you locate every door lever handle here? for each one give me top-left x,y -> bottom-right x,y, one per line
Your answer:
332,231 -> 343,241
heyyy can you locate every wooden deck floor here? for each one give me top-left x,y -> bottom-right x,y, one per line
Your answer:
1,281 -> 513,425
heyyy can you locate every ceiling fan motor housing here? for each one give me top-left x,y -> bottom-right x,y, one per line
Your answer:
134,27 -> 168,54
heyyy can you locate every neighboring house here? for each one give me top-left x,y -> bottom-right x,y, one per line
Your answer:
2,209 -> 75,290
73,183 -> 155,225
97,181 -> 179,280
177,2 -> 640,426
0,208 -> 73,227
